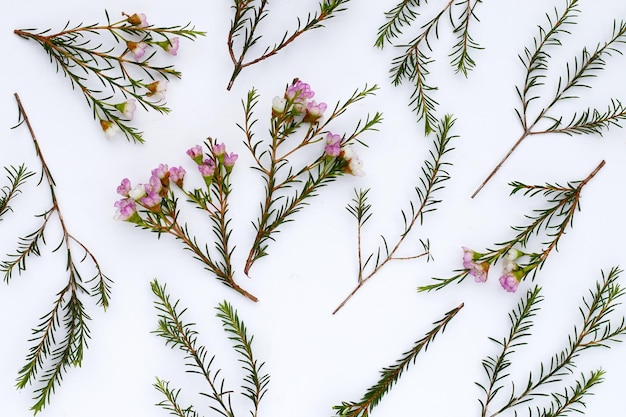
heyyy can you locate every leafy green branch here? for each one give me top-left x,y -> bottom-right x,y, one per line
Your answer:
480,267 -> 626,416
114,139 -> 258,302
152,279 -> 270,417
241,80 -> 382,276
420,160 -> 604,292
15,10 -> 204,142
472,0 -> 626,197
377,0 -> 483,134
333,302 -> 464,417
2,93 -> 111,414
333,115 -> 456,314
0,164 -> 35,221
227,0 -> 351,90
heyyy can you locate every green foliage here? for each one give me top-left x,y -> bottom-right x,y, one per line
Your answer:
478,267 -> 626,416
152,280 -> 269,417
334,115 -> 456,314
377,0 -> 483,134
0,164 -> 34,221
473,0 -> 626,196
333,302 -> 464,417
15,10 -> 204,142
241,81 -> 382,276
3,94 -> 111,414
227,0 -> 351,90
420,160 -> 604,292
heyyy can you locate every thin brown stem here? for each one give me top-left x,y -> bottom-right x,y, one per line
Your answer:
471,130 -> 529,198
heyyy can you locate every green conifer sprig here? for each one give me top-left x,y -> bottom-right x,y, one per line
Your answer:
333,115 -> 456,314
151,280 -> 269,417
333,302 -> 464,417
0,164 -> 35,221
227,0 -> 351,90
479,267 -> 626,417
377,0 -> 483,134
241,81 -> 382,276
420,160 -> 604,292
3,94 -> 111,414
472,0 -> 626,197
14,11 -> 204,143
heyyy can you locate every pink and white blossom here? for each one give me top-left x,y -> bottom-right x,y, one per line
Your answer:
186,145 -> 203,163
126,13 -> 148,27
114,99 -> 137,120
169,166 -> 186,187
198,159 -> 216,177
128,184 -> 147,201
156,37 -> 180,55
341,145 -> 365,177
324,133 -> 342,157
212,142 -> 226,157
100,120 -> 120,139
140,191 -> 162,209
462,246 -> 490,283
114,198 -> 138,222
285,80 -> 314,101
499,272 -> 520,292
128,41 -> 148,60
146,80 -> 168,100
272,96 -> 287,115
117,178 -> 132,196
224,152 -> 238,168
304,100 -> 327,123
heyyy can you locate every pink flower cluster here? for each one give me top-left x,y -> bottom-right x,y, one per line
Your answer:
186,142 -> 238,186
272,79 -> 327,123
114,163 -> 186,222
323,133 -> 365,177
460,247 -> 529,292
462,247 -> 489,283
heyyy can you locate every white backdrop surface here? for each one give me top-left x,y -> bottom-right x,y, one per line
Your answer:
2,1 -> 626,416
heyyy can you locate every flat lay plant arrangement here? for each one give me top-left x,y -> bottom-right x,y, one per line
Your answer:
2,1 -> 626,416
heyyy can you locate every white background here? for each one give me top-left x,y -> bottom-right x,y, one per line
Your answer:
2,1 -> 626,416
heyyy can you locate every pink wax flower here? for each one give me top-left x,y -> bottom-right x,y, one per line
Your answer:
169,166 -> 186,187
324,133 -> 342,157
285,80 -> 314,101
127,41 -> 148,60
140,191 -> 162,210
152,163 -> 169,180
304,100 -> 327,123
117,178 -> 132,196
126,12 -> 148,27
223,152 -> 238,170
145,175 -> 163,195
187,145 -> 203,164
114,99 -> 137,120
499,272 -> 520,292
146,80 -> 168,99
156,37 -> 180,55
198,159 -> 216,177
461,246 -> 489,283
212,142 -> 226,157
114,198 -> 140,222
340,145 -> 365,177
100,120 -> 120,139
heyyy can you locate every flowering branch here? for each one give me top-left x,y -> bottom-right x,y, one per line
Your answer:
333,302 -> 464,417
15,11 -> 204,143
152,279 -> 270,417
0,164 -> 35,221
472,0 -> 626,197
227,0 -> 351,90
333,115 -> 456,314
420,160 -> 604,293
115,139 -> 257,302
377,0 -> 483,134
3,93 -> 111,414
479,267 -> 626,416
241,79 -> 382,276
